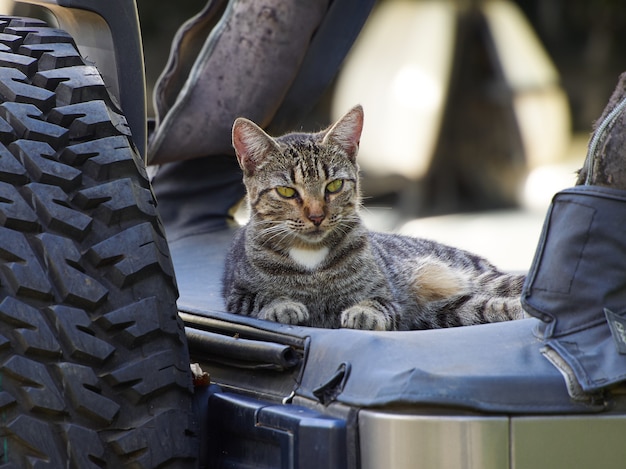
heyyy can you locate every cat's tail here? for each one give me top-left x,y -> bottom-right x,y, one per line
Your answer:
475,271 -> 526,297
445,272 -> 527,327
416,270 -> 527,328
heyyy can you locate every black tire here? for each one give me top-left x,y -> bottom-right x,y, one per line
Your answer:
0,16 -> 197,467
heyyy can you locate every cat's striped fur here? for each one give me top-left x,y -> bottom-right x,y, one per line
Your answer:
223,105 -> 525,330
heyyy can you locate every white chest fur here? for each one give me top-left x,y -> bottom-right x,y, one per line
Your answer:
289,246 -> 329,270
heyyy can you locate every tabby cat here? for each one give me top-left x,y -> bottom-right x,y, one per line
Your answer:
222,105 -> 525,330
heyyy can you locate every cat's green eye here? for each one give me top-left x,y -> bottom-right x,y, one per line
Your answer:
326,179 -> 344,194
276,186 -> 297,198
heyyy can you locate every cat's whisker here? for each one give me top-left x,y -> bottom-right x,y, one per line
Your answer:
357,203 -> 371,215
249,219 -> 283,230
250,221 -> 282,238
253,222 -> 281,234
258,225 -> 287,240
335,223 -> 354,238
258,224 -> 296,247
257,220 -> 285,231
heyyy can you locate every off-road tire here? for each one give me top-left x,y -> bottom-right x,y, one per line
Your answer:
0,16 -> 197,467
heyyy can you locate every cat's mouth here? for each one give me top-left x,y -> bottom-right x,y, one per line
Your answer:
297,226 -> 328,242
303,228 -> 325,238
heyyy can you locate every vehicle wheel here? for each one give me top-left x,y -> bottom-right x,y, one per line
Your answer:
0,16 -> 197,467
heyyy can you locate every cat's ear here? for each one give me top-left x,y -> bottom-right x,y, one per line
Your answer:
322,105 -> 364,162
232,118 -> 280,174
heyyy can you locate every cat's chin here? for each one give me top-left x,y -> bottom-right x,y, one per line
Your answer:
293,229 -> 329,246
298,233 -> 326,243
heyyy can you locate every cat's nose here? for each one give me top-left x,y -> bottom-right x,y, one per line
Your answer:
308,213 -> 325,226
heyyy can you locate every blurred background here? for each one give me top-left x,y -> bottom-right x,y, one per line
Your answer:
138,0 -> 626,271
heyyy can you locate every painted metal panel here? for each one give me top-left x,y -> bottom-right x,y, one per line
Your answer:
512,415 -> 626,469
359,410 -> 509,469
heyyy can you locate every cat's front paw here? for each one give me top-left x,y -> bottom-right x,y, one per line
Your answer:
341,303 -> 392,331
260,299 -> 309,325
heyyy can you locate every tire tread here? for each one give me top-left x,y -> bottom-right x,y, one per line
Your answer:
0,16 -> 196,467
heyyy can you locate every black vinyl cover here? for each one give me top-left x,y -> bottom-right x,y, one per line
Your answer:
170,228 -> 605,415
523,185 -> 626,393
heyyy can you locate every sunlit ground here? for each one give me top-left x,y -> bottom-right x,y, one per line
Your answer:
362,134 -> 587,272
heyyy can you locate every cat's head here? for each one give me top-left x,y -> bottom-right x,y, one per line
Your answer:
232,105 -> 364,248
